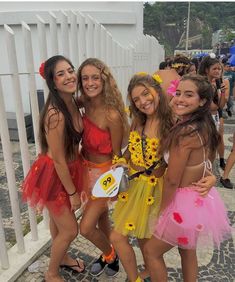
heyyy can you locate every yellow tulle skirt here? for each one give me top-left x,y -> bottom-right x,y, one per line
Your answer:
112,167 -> 163,239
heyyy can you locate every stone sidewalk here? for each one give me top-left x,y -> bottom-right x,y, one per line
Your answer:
1,116 -> 235,282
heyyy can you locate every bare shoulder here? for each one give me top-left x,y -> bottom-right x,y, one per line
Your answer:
177,125 -> 201,149
45,107 -> 64,130
106,107 -> 122,123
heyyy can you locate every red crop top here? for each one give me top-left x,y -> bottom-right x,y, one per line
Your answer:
82,115 -> 113,155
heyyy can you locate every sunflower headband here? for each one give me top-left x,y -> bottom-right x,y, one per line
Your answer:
172,63 -> 188,69
135,72 -> 163,84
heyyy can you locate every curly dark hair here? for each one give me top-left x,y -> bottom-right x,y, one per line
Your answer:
39,55 -> 82,160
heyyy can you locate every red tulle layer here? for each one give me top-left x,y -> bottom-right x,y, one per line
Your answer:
22,154 -> 83,215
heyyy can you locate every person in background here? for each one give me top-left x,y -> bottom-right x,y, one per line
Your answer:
198,56 -> 227,166
22,55 -> 85,282
220,132 -> 235,189
171,54 -> 190,76
187,62 -> 197,75
159,61 -> 167,70
191,57 -> 199,73
76,58 -> 129,278
222,60 -> 235,117
144,75 -> 232,282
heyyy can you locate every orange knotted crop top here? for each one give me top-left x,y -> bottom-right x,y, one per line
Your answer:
82,115 -> 113,155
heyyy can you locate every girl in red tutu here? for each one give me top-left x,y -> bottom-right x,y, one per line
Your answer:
145,75 -> 233,282
22,55 -> 84,282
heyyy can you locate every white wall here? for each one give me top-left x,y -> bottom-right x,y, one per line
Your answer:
0,1 -> 145,113
0,1 -> 143,47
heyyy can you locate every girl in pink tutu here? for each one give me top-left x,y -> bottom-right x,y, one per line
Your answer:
144,75 -> 233,282
22,55 -> 84,282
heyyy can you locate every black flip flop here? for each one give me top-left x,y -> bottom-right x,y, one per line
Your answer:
60,259 -> 85,273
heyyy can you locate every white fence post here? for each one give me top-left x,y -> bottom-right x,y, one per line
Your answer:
69,11 -> 79,67
77,11 -> 86,63
94,19 -> 101,59
36,15 -> 48,101
0,208 -> 9,269
100,25 -> 107,62
86,15 -> 95,58
0,70 -> 25,254
49,12 -> 59,56
60,10 -> 70,58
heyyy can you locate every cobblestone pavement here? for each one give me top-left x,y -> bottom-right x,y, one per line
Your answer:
1,115 -> 235,282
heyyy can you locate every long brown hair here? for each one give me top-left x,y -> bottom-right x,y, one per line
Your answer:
164,74 -> 220,153
127,73 -> 174,151
39,55 -> 82,160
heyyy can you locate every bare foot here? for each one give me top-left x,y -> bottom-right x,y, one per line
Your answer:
45,271 -> 64,282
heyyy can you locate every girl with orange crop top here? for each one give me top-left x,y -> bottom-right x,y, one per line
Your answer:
76,58 -> 129,277
144,75 -> 232,282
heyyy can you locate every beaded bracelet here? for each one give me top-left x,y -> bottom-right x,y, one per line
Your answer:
68,190 -> 77,196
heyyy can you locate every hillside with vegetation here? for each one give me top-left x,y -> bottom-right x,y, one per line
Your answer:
144,2 -> 235,56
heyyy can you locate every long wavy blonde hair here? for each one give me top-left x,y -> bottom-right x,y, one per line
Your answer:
77,58 -> 129,134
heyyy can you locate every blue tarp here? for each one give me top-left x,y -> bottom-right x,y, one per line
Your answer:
230,46 -> 235,55
228,54 -> 235,66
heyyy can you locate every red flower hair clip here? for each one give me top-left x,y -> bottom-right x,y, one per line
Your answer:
39,62 -> 45,79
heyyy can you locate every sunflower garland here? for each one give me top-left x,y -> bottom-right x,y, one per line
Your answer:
129,131 -> 161,169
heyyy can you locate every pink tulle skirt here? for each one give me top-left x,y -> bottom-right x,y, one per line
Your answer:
22,154 -> 83,215
152,187 -> 233,249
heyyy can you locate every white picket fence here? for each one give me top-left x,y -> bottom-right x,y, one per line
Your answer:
0,10 -> 164,281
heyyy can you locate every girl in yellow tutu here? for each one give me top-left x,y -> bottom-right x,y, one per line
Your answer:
110,73 -> 174,282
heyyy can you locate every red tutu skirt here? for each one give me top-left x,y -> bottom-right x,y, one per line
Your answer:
152,187 -> 233,249
22,154 -> 83,215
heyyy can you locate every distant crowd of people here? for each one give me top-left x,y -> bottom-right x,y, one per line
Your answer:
21,53 -> 234,282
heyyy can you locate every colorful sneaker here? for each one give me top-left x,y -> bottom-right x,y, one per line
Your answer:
90,255 -> 107,277
105,255 -> 119,277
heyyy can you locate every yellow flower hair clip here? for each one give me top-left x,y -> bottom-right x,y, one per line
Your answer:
135,71 -> 148,76
152,74 -> 163,84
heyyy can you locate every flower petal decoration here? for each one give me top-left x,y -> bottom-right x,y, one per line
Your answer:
172,212 -> 183,224
195,197 -> 204,207
152,74 -> 163,84
166,79 -> 180,96
39,62 -> 45,79
195,224 -> 204,232
177,237 -> 188,245
149,176 -> 158,186
146,196 -> 155,206
118,192 -> 128,202
136,71 -> 148,76
125,222 -> 135,231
